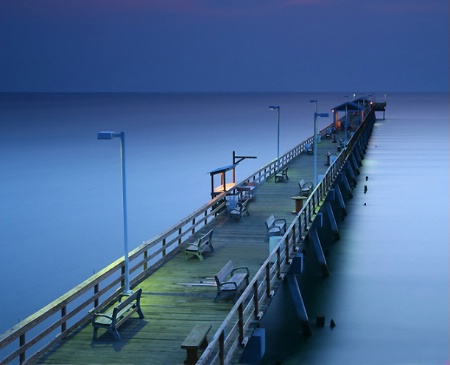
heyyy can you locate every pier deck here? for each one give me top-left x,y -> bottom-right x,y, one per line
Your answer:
35,131 -> 345,365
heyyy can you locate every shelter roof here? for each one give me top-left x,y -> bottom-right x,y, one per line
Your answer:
209,164 -> 237,175
331,101 -> 365,112
354,97 -> 372,104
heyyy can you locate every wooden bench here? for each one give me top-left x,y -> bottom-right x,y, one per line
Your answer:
181,323 -> 212,365
275,167 -> 289,182
265,214 -> 287,238
91,288 -> 144,340
184,229 -> 214,261
229,198 -> 250,221
299,179 -> 313,196
214,260 -> 250,303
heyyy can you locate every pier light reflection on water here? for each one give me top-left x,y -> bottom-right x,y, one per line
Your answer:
260,96 -> 449,364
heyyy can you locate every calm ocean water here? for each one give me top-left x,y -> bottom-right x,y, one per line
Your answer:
1,93 -> 448,364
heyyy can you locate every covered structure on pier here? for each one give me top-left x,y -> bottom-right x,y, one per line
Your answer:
331,101 -> 365,132
209,151 -> 257,199
209,163 -> 237,199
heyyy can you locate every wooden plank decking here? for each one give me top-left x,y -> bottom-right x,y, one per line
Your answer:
35,131 -> 345,365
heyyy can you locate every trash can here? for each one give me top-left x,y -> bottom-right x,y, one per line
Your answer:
325,152 -> 331,166
291,196 -> 306,214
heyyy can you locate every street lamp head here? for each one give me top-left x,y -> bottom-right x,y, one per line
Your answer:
268,106 -> 280,111
310,100 -> 317,103
98,131 -> 123,140
316,113 -> 329,118
98,131 -> 116,140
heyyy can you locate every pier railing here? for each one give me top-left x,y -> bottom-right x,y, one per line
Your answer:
197,108 -> 376,365
0,108 -> 375,365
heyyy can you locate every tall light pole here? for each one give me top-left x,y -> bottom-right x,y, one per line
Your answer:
344,95 -> 349,146
310,100 -> 329,187
310,100 -> 318,187
268,106 -> 280,172
97,131 -> 132,295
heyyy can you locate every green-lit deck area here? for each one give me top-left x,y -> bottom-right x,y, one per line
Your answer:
34,131 -> 346,365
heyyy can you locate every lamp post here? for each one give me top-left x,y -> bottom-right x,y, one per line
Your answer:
344,95 -> 349,146
310,100 -> 329,186
268,106 -> 280,172
97,131 -> 132,295
310,100 -> 318,187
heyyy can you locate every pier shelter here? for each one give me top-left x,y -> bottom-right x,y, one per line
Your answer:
332,101 -> 365,131
209,151 -> 257,199
209,163 -> 237,198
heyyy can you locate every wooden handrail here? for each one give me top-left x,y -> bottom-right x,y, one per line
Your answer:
197,108 -> 377,365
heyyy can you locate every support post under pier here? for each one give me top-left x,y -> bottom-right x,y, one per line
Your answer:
339,172 -> 353,199
325,201 -> 340,240
355,141 -> 364,164
345,161 -> 357,187
309,228 -> 329,277
333,184 -> 347,217
350,154 -> 360,175
286,274 -> 311,336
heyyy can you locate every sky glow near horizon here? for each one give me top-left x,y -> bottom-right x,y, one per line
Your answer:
0,0 -> 448,93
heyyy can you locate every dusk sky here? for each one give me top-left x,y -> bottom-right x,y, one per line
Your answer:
1,0 -> 448,93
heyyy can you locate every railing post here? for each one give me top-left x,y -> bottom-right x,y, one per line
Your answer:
238,303 -> 244,345
265,263 -> 272,296
303,208 -> 308,232
61,306 -> 66,333
277,248 -> 282,279
313,191 -> 317,215
253,281 -> 259,318
219,330 -> 225,365
20,334 -> 25,364
178,228 -> 182,246
284,235 -> 290,263
191,218 -> 196,235
121,265 -> 125,289
143,250 -> 148,271
308,200 -> 314,222
292,224 -> 297,246
94,283 -> 99,307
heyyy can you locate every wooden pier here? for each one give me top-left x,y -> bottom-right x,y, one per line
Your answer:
0,101 -> 381,365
